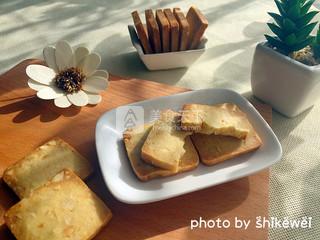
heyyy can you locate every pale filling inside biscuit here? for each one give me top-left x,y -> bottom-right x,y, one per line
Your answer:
182,105 -> 249,139
141,110 -> 192,171
199,109 -> 249,139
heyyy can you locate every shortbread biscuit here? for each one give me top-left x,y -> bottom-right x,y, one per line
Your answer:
164,9 -> 180,52
3,138 -> 93,198
131,11 -> 153,54
156,9 -> 170,52
5,169 -> 112,240
186,6 -> 208,49
141,110 -> 192,172
123,123 -> 199,181
145,9 -> 162,53
181,103 -> 249,139
191,105 -> 262,165
174,8 -> 190,51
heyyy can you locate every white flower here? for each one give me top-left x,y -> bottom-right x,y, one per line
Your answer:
26,40 -> 109,108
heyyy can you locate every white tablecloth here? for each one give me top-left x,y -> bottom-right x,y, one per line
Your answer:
1,0 -> 320,239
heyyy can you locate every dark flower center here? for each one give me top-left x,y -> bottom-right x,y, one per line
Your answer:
54,67 -> 85,93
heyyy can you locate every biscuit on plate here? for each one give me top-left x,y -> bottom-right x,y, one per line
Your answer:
163,9 -> 180,52
141,110 -> 192,172
173,8 -> 190,51
3,138 -> 93,198
4,169 -> 112,240
191,104 -> 262,165
181,103 -> 250,139
131,11 -> 153,54
145,9 -> 162,53
186,6 -> 208,49
123,122 -> 199,181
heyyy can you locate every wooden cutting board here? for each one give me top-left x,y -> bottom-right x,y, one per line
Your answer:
0,59 -> 271,240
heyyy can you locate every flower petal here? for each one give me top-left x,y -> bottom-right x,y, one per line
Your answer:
37,86 -> 64,100
55,40 -> 75,71
85,92 -> 102,104
75,46 -> 89,67
67,90 -> 88,106
91,70 -> 109,80
27,79 -> 47,91
54,95 -> 71,108
43,46 -> 58,73
82,76 -> 108,93
26,65 -> 55,85
78,53 -> 101,76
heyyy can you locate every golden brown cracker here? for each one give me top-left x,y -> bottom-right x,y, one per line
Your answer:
145,9 -> 162,53
5,169 -> 112,240
186,6 -> 208,49
3,138 -> 93,198
123,123 -> 199,181
131,11 -> 153,54
174,8 -> 190,51
164,8 -> 180,52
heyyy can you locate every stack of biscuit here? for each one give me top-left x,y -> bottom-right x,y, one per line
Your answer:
123,103 -> 262,181
131,6 -> 208,54
3,138 -> 112,240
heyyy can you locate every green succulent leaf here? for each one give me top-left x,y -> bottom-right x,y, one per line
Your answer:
287,2 -> 301,20
265,34 -> 290,53
283,0 -> 298,9
283,18 -> 297,33
296,11 -> 318,28
316,28 -> 320,43
291,36 -> 314,51
313,27 -> 320,58
295,22 -> 317,41
284,33 -> 298,46
267,23 -> 286,40
301,0 -> 316,15
268,12 -> 284,27
275,0 -> 286,16
313,44 -> 320,58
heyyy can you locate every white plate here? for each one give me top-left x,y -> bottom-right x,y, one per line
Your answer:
95,88 -> 282,204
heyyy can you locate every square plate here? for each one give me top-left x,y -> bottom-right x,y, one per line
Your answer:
95,88 -> 282,204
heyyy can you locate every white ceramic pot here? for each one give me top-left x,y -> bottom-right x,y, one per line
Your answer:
251,42 -> 320,118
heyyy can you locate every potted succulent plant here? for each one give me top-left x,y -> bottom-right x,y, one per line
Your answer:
251,0 -> 320,117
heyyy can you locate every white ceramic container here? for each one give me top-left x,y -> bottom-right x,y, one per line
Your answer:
251,42 -> 320,118
128,25 -> 206,70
